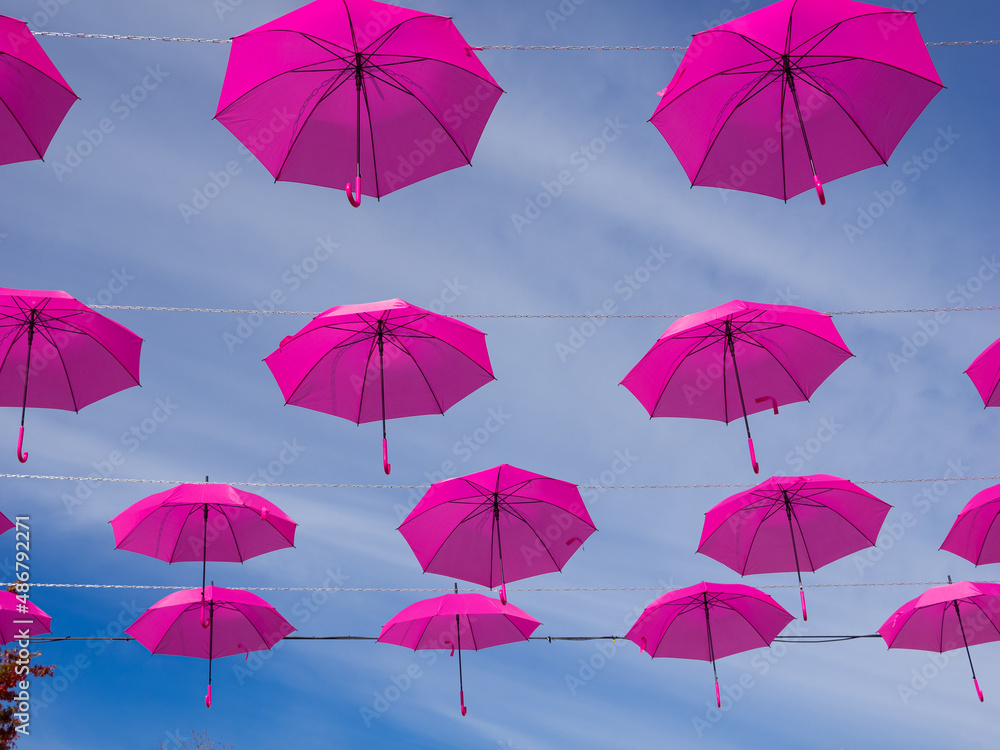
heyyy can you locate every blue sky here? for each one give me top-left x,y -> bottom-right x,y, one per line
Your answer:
2,0 -> 999,748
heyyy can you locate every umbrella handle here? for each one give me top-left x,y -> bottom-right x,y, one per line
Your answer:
460,689 -> 467,716
748,437 -> 760,474
445,640 -> 455,658
813,175 -> 826,206
800,590 -> 808,622
382,438 -> 391,475
260,506 -> 268,521
201,601 -> 211,629
715,680 -> 721,709
754,396 -> 779,415
500,580 -> 507,605
975,678 -> 984,702
205,684 -> 212,708
16,426 -> 27,463
347,175 -> 361,207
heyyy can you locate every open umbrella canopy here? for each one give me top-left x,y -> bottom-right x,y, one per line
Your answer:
110,482 -> 297,564
626,581 -> 793,707
398,463 -> 596,604
265,298 -> 494,473
126,585 -> 295,707
378,592 -> 540,651
651,0 -> 944,203
378,591 -> 540,715
215,0 -> 503,205
878,580 -> 1000,702
966,336 -> 1000,408
0,14 -> 78,166
0,590 -> 52,644
941,484 -> 1000,565
698,474 -> 891,619
621,299 -> 852,472
0,287 -> 143,462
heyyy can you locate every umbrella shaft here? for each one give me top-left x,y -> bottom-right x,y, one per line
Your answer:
20,317 -> 36,425
954,601 -> 978,679
783,59 -> 819,176
725,322 -> 752,440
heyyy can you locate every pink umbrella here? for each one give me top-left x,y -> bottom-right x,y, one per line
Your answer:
110,482 -> 297,626
125,585 -> 295,707
620,299 -> 852,473
652,0 -> 943,204
216,0 -> 503,206
966,336 -> 1000,407
265,298 -> 495,474
879,580 -> 1000,702
398,463 -> 596,604
0,15 -> 78,166
626,581 -> 793,708
698,474 -> 891,620
0,590 -> 52,644
377,592 -> 540,715
941,485 -> 1000,566
0,288 -> 143,463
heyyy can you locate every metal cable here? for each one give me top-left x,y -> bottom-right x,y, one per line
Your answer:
29,32 -> 1000,49
86,304 -> 1000,318
3,474 -> 999,489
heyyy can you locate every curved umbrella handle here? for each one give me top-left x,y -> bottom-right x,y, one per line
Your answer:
260,506 -> 269,521
755,396 -> 779,415
445,639 -> 455,658
499,580 -> 507,606
201,600 -> 211,629
975,678 -> 984,702
813,174 -> 826,206
205,684 -> 212,708
460,689 -> 467,716
17,426 -> 27,463
382,438 -> 391,475
748,437 -> 760,474
346,175 -> 362,208
639,636 -> 647,655
715,679 -> 721,709
800,590 -> 808,622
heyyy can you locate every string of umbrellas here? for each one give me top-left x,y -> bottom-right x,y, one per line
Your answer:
3,288 -> 999,475
3,288 -> 1000,709
1,0 -> 996,716
5,470 -> 1000,710
2,0 -> 945,207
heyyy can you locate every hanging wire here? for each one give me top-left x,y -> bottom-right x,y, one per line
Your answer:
3,473 -> 999,489
27,580 -> 996,593
28,31 -> 1000,49
84,304 -> 1000,318
30,632 -> 883,644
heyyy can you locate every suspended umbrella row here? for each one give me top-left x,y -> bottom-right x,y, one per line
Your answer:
4,0 -> 946,206
5,288 -> 1000,479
